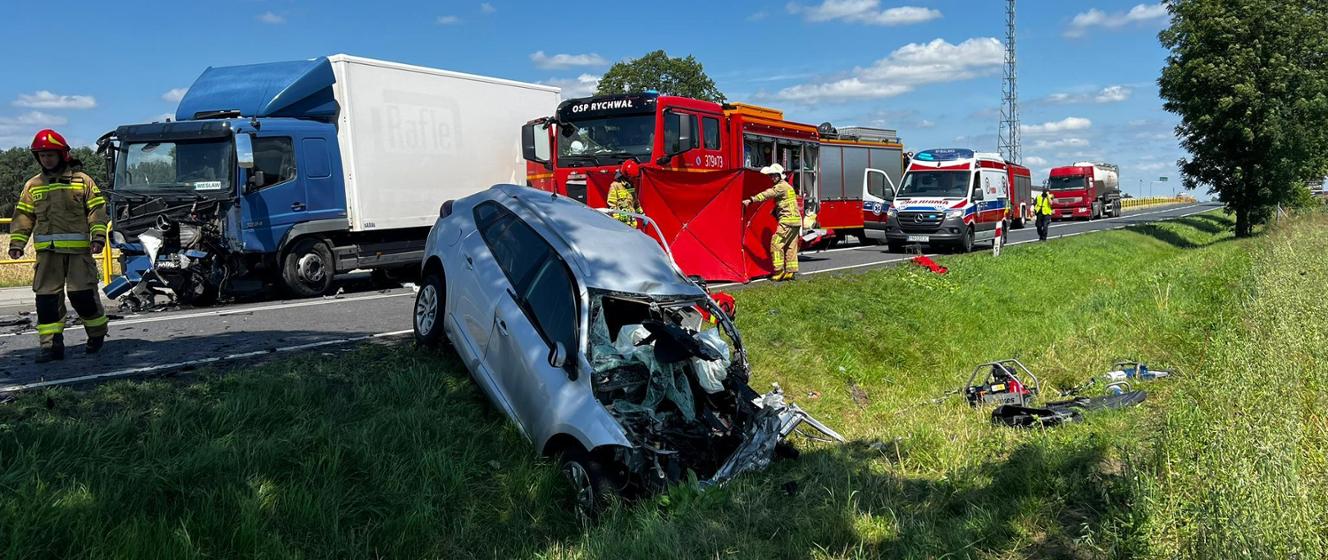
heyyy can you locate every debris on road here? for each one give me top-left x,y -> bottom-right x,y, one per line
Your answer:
962,359 -> 1147,428
910,255 -> 948,275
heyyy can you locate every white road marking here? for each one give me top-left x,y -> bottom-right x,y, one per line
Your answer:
0,291 -> 414,339
0,329 -> 414,393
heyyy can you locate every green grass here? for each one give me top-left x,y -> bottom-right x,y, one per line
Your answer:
1,210 -> 1324,559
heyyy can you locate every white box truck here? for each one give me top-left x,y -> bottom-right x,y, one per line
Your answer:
100,54 -> 560,305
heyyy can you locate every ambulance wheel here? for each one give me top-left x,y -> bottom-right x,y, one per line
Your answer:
282,238 -> 335,298
957,227 -> 975,253
887,242 -> 905,253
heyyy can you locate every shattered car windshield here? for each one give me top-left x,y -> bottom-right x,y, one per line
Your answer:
118,139 -> 234,194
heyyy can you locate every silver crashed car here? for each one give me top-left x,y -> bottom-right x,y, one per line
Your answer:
413,184 -> 842,511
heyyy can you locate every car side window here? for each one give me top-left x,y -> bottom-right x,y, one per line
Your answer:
522,258 -> 578,353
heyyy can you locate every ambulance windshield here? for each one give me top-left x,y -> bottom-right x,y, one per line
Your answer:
559,114 -> 655,164
897,170 -> 971,198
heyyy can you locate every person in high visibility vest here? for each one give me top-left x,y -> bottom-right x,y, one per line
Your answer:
743,163 -> 801,281
8,129 -> 111,363
1033,190 -> 1055,241
606,160 -> 642,227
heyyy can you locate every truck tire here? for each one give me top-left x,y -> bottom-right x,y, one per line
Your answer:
413,271 -> 446,348
1014,206 -> 1027,229
281,238 -> 335,297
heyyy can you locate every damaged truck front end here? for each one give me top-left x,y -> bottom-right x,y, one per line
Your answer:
579,290 -> 844,502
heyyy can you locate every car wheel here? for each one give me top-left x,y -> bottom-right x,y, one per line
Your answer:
560,451 -> 613,519
281,238 -> 335,297
414,271 -> 446,348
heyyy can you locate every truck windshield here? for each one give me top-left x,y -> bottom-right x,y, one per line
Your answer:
117,139 -> 234,194
897,170 -> 971,198
559,114 -> 654,163
1047,176 -> 1087,190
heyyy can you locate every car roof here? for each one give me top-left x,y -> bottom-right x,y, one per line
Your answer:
488,184 -> 706,299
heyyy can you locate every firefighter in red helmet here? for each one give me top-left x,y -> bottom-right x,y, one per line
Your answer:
8,129 -> 111,363
606,159 -> 643,226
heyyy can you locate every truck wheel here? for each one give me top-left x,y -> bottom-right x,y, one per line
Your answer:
413,271 -> 446,348
281,238 -> 335,297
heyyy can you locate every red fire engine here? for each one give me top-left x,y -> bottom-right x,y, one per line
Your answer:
520,93 -> 905,282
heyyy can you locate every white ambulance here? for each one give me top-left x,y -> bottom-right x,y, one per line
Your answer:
881,148 -> 1014,253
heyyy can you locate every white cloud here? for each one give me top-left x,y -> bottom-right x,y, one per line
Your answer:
1044,85 -> 1133,104
540,74 -> 601,99
161,88 -> 188,103
1032,137 -> 1090,149
1023,155 -> 1049,166
480,2 -> 496,13
748,10 -> 770,21
1094,85 -> 1132,103
788,1 -> 941,26
257,11 -> 285,24
917,119 -> 935,129
436,15 -> 461,25
1022,117 -> 1093,135
775,37 -> 1003,102
1066,3 -> 1167,38
13,91 -> 97,110
0,111 -> 68,137
1137,161 -> 1170,172
530,51 -> 609,70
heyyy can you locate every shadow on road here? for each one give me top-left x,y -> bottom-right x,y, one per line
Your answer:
0,327 -> 385,390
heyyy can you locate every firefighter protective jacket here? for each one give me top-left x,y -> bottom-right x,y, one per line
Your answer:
606,180 -> 641,225
10,169 -> 108,254
751,180 -> 801,225
1034,193 -> 1055,216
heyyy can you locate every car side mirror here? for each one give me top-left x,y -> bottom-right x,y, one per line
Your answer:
235,132 -> 254,169
549,341 -> 568,370
245,170 -> 265,193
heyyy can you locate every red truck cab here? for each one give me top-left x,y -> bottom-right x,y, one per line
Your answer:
1047,162 -> 1122,220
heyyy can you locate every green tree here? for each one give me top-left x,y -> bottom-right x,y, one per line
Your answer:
595,50 -> 726,102
1158,0 -> 1328,237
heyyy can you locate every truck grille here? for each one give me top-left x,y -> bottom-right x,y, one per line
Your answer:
898,211 -> 944,233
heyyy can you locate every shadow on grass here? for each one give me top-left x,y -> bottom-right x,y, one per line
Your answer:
0,342 -> 1134,559
569,433 -> 1130,559
1126,217 -> 1235,249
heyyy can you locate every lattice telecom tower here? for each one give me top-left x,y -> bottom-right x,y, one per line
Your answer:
998,0 -> 1021,164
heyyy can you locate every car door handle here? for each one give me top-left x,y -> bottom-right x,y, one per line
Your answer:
290,202 -> 306,211
464,255 -> 474,270
495,318 -> 509,336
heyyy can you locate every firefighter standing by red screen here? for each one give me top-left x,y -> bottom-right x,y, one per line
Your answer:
606,160 -> 642,226
743,163 -> 800,281
8,129 -> 111,363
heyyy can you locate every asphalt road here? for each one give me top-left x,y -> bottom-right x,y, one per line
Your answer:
0,202 -> 1219,392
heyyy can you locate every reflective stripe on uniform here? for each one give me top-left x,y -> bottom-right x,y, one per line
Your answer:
86,197 -> 106,209
89,225 -> 108,235
15,202 -> 35,214
9,233 -> 29,243
35,240 -> 91,250
36,322 -> 65,335
82,315 -> 109,328
35,233 -> 90,242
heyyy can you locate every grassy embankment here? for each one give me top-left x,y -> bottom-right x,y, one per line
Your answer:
2,210 -> 1325,559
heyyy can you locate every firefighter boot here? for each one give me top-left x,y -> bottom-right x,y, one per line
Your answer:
36,334 -> 65,363
85,334 -> 105,354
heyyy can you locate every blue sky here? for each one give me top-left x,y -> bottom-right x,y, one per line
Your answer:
0,0 -> 1189,197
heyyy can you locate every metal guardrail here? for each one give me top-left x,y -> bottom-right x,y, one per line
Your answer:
1121,195 -> 1192,210
0,218 -> 117,285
